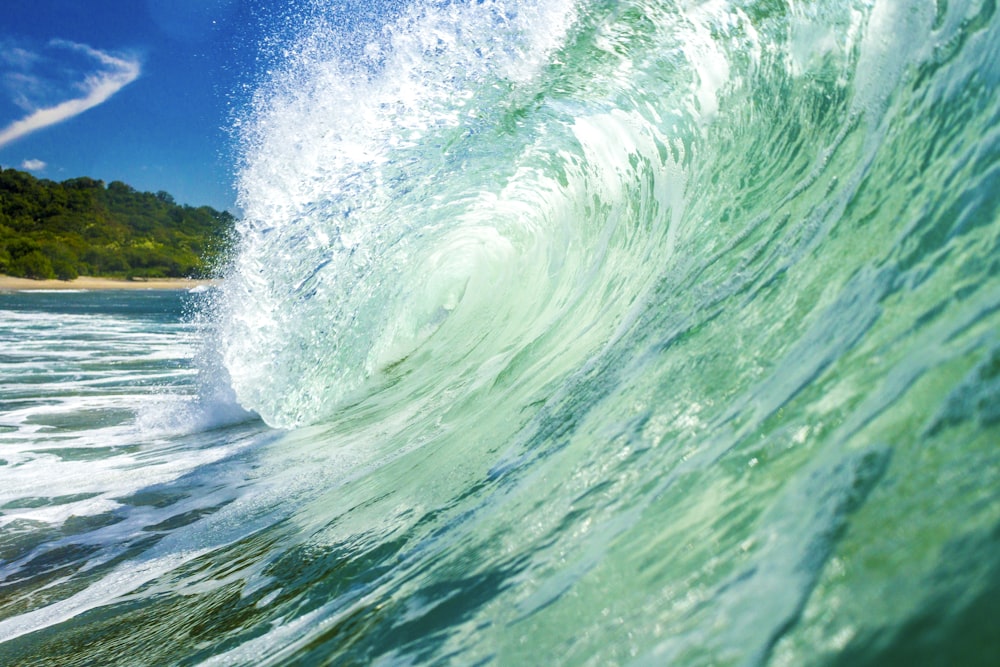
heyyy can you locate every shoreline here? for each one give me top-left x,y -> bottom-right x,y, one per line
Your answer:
0,275 -> 218,292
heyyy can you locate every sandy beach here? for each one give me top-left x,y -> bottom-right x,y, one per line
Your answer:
0,275 -> 217,292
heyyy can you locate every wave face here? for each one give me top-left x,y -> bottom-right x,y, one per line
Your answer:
208,0 -> 998,661
3,0 -> 998,664
221,0 -> 652,428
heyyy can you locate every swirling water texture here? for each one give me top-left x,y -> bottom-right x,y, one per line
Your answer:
205,0 -> 1000,662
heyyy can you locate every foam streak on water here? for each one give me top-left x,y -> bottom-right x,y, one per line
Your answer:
2,0 -> 1000,664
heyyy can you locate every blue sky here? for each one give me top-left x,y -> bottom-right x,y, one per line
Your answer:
0,0 -> 268,213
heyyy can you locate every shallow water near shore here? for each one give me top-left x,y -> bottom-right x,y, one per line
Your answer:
2,0 -> 1000,664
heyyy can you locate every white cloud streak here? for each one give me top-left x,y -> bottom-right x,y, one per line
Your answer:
0,42 -> 140,149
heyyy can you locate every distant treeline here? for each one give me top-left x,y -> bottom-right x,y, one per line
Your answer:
0,167 -> 236,280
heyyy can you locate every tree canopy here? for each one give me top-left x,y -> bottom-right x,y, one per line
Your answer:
0,167 -> 235,280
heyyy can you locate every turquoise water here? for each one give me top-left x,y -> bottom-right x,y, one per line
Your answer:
2,0 -> 999,664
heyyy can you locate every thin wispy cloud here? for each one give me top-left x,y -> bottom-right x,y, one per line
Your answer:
0,40 -> 140,149
0,46 -> 42,70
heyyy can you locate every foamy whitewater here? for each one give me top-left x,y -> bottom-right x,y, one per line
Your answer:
1,0 -> 999,664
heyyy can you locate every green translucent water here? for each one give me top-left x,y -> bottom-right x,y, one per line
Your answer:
1,0 -> 998,664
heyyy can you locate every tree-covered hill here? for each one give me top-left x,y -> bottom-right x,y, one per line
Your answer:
0,167 -> 236,280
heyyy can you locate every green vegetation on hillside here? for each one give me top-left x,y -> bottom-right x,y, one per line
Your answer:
0,167 -> 235,280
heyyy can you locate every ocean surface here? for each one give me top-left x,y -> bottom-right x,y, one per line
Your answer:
2,0 -> 999,664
